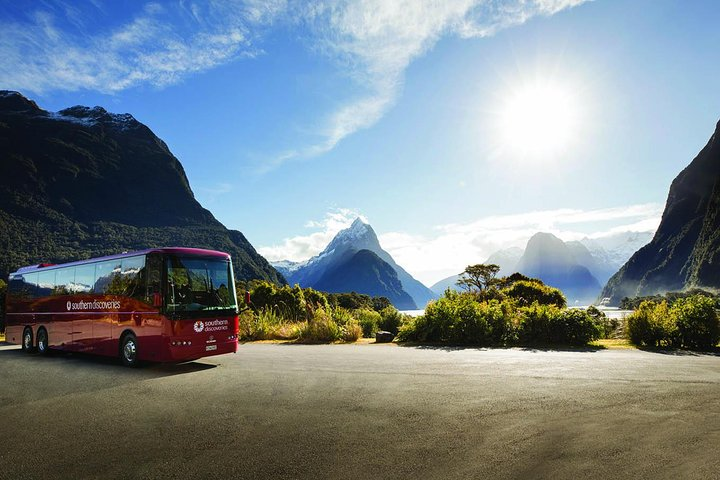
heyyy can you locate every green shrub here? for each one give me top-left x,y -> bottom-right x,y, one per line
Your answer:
355,309 -> 382,337
341,321 -> 363,342
516,304 -> 601,346
299,308 -> 341,342
379,306 -> 403,334
670,296 -> 720,349
397,294 -> 514,345
503,280 -> 567,308
517,303 -> 558,345
550,309 -> 602,345
587,306 -> 619,339
331,307 -> 355,326
626,301 -> 674,347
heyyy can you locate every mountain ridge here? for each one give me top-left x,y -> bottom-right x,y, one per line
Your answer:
274,218 -> 434,308
601,119 -> 720,303
0,90 -> 284,284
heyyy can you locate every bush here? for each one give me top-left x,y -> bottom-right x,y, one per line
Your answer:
341,321 -> 363,342
379,306 -> 403,334
503,280 -> 567,308
671,296 -> 720,349
550,309 -> 602,346
299,308 -> 341,343
397,293 -> 514,345
587,306 -> 620,339
238,308 -> 302,341
626,301 -> 675,347
517,303 -> 558,345
355,309 -> 382,337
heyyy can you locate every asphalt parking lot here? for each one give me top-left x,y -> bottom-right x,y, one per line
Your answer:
0,342 -> 718,479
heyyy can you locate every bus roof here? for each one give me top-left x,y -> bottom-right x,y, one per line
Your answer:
11,247 -> 231,275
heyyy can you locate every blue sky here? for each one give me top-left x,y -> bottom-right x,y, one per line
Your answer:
2,0 -> 719,285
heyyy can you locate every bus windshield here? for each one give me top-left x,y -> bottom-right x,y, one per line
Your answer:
166,256 -> 237,313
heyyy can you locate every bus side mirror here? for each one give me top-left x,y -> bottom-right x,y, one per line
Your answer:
152,292 -> 162,307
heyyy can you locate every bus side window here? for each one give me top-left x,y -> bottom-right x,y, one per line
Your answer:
54,267 -> 75,296
37,270 -> 55,298
24,272 -> 39,299
95,260 -> 122,295
145,254 -> 162,306
121,256 -> 146,300
74,265 -> 95,294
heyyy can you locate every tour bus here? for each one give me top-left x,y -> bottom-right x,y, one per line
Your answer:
4,247 -> 239,366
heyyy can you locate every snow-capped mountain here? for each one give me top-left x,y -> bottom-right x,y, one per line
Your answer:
579,231 -> 654,271
272,218 -> 437,309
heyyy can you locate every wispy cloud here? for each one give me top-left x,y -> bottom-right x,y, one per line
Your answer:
0,2 -> 269,94
257,208 -> 365,262
381,202 -> 662,285
0,0 -> 590,168
258,203 -> 662,285
268,0 -> 590,168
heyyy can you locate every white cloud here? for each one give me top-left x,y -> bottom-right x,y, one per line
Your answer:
269,0 -> 590,167
0,0 -> 590,167
257,208 -> 365,262
0,2 -> 266,94
381,203 -> 662,285
259,203 -> 662,286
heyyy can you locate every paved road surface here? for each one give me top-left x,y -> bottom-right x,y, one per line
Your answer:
1,343 -> 719,479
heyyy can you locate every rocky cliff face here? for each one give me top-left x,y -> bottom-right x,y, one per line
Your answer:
0,90 -> 284,284
601,119 -> 720,304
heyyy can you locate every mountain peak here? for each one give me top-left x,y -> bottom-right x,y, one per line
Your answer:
0,90 -> 41,112
350,217 -> 367,228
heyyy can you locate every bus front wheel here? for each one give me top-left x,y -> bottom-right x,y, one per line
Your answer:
120,334 -> 139,367
37,328 -> 49,355
22,327 -> 34,353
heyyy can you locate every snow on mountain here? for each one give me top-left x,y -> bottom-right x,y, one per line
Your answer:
275,218 -> 437,308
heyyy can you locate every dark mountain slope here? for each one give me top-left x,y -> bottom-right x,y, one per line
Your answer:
313,249 -> 416,310
601,119 -> 720,304
0,90 -> 283,283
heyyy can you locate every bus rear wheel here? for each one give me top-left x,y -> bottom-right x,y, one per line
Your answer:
22,328 -> 34,353
37,328 -> 49,355
120,334 -> 139,367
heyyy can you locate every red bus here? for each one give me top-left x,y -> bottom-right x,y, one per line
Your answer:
4,247 -> 239,366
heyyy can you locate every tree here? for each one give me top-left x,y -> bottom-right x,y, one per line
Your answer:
456,264 -> 500,293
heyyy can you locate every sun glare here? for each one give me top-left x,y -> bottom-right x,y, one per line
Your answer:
498,81 -> 580,159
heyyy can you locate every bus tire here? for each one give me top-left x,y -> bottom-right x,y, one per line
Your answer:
120,333 -> 139,367
22,327 -> 34,353
37,328 -> 50,355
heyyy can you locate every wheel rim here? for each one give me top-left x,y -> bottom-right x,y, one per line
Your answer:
123,339 -> 136,363
38,332 -> 46,352
23,331 -> 32,349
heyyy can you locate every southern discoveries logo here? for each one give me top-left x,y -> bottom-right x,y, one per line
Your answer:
193,319 -> 229,333
66,300 -> 121,311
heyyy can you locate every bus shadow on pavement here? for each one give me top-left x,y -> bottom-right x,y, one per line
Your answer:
0,346 -> 218,377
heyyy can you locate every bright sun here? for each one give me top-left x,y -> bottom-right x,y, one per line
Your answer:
498,81 -> 579,159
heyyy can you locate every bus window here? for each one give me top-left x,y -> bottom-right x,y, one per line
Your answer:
95,261 -> 121,294
37,270 -> 55,297
145,254 -> 162,306
54,267 -> 75,296
121,256 -> 145,300
73,264 -> 95,294
24,273 -> 39,299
